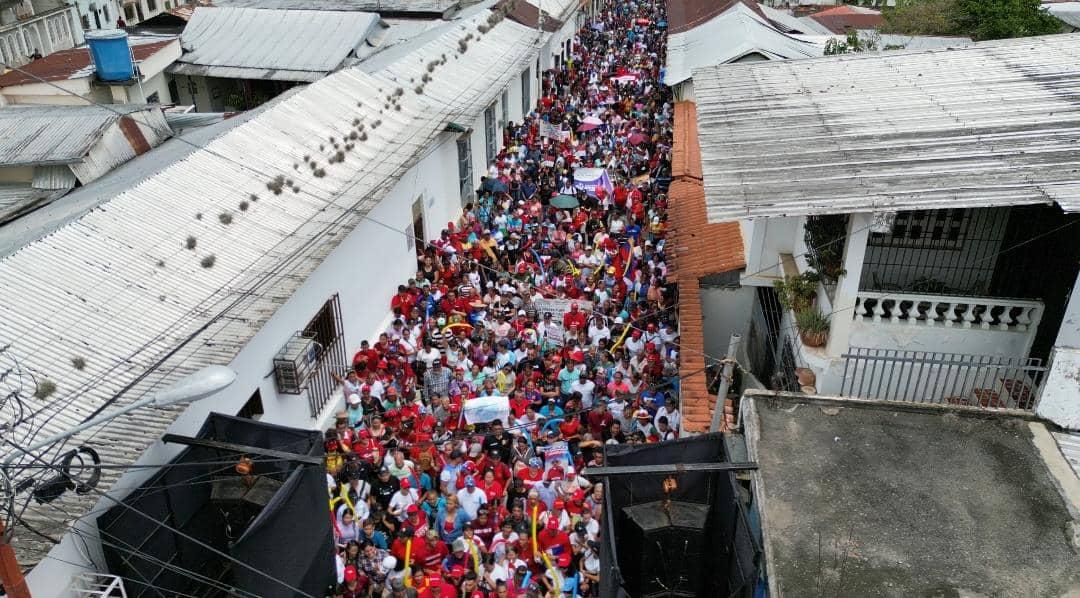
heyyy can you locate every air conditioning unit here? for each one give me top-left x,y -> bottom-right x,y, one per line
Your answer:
273,333 -> 320,394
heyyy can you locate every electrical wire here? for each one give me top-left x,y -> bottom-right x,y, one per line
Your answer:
0,26 -> 549,468
2,437 -> 316,597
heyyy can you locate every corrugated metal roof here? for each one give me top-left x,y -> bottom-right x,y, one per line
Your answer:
757,3 -> 816,33
1046,2 -> 1080,29
0,185 -> 66,224
1,9 -> 547,566
664,0 -> 823,86
372,9 -> 543,122
875,33 -> 973,50
1052,431 -> 1080,478
795,15 -> 836,35
522,0 -> 575,21
211,0 -> 457,14
31,165 -> 77,190
0,39 -> 177,88
692,34 -> 1080,222
808,4 -> 883,34
171,7 -> 380,80
0,105 -> 151,167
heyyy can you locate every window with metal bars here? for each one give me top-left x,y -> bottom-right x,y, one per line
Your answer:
457,135 -> 473,203
301,294 -> 346,417
521,68 -> 530,116
484,104 -> 497,165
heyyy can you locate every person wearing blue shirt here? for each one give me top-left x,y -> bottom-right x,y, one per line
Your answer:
539,398 -> 565,420
558,363 -> 578,396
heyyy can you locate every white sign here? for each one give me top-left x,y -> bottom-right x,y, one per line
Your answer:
533,298 -> 594,320
463,395 -> 510,425
539,121 -> 562,139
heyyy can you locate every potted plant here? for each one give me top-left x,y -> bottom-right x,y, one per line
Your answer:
796,308 -> 830,348
804,215 -> 848,282
774,271 -> 820,313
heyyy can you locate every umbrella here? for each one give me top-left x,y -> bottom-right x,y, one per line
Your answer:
581,115 -> 604,126
483,178 -> 508,193
628,133 -> 648,146
551,194 -> 580,209
577,123 -> 600,132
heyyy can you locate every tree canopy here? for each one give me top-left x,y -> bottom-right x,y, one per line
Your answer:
882,0 -> 1062,40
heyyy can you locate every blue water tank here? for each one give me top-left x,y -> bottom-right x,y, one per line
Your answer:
85,30 -> 134,82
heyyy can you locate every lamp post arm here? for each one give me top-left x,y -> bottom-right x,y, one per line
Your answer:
2,395 -> 154,467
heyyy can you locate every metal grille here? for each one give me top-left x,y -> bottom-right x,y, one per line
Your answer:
746,287 -> 799,391
303,294 -> 346,417
840,347 -> 1045,410
521,68 -> 531,116
457,135 -> 473,203
484,103 -> 496,165
861,207 -> 1010,296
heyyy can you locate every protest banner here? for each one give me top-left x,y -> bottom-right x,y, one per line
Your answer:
573,168 -> 614,198
541,441 -> 574,477
532,298 -> 594,320
463,395 -> 510,425
539,121 -> 561,139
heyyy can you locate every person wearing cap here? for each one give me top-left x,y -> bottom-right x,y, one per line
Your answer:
388,475 -> 420,521
441,537 -> 473,578
536,515 -> 572,567
340,564 -> 368,598
422,359 -> 451,403
540,498 -> 572,531
412,528 -> 449,576
371,465 -> 400,511
456,474 -> 488,519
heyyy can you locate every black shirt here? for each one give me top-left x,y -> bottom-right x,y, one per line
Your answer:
371,476 -> 399,510
482,433 -> 513,463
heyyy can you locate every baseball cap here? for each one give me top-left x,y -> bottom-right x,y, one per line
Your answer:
406,504 -> 419,515
529,457 -> 542,468
400,478 -> 411,489
344,565 -> 358,583
546,517 -> 559,530
465,475 -> 476,487
347,393 -> 361,405
554,499 -> 565,509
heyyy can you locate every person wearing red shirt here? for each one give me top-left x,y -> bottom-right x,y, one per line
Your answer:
518,458 -> 544,488
476,469 -> 504,503
536,517 -> 572,563
391,285 -> 417,315
412,529 -> 449,575
586,401 -> 614,438
557,414 -> 581,443
562,303 -> 586,331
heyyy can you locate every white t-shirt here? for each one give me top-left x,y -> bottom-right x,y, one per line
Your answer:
456,487 -> 488,519
388,489 -> 419,519
571,379 -> 596,408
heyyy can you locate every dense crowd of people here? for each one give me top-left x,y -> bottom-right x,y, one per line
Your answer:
326,1 -> 680,595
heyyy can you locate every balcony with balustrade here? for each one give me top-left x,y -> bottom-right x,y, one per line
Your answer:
801,205 -> 1079,411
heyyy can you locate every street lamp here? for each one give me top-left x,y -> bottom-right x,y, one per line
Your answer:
4,365 -> 238,467
0,365 -> 237,598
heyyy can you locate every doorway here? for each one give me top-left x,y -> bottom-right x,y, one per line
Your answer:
411,196 -> 425,257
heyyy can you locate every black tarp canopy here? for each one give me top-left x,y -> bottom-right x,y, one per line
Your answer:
97,413 -> 333,598
597,433 -> 760,598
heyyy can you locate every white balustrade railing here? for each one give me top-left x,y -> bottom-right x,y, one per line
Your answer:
853,292 -> 1043,332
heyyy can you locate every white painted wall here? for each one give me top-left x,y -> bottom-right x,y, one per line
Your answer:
740,216 -> 799,286
701,284 -> 756,368
1038,270 -> 1080,429
25,126 -> 466,598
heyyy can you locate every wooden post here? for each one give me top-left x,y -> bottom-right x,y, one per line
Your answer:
0,520 -> 31,598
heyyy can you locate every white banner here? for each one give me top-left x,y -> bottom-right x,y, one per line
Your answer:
532,298 -> 594,320
539,121 -> 561,139
463,395 -> 510,425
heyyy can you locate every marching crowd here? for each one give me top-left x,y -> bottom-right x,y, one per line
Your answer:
326,0 -> 680,595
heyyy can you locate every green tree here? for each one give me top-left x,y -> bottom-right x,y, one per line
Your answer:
883,0 -> 1061,41
954,0 -> 1061,40
824,30 -> 879,55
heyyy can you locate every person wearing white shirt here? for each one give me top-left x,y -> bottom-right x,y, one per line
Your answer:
456,476 -> 488,519
655,401 -> 681,435
388,481 -> 419,521
570,374 -> 596,409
